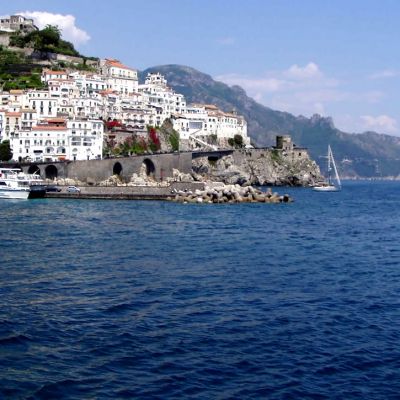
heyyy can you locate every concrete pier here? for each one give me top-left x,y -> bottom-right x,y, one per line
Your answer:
41,181 -> 205,201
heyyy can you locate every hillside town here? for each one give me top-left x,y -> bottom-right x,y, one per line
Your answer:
0,15 -> 250,163
0,62 -> 250,162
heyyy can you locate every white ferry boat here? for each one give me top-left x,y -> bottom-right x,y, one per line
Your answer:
0,168 -> 31,199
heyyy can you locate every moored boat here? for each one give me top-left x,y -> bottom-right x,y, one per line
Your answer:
313,145 -> 341,192
0,169 -> 31,199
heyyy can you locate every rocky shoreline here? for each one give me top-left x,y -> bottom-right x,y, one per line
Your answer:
169,184 -> 292,204
42,180 -> 293,204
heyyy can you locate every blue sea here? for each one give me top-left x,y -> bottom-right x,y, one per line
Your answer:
1,181 -> 400,399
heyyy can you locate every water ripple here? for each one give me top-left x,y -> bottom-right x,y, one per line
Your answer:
1,182 -> 400,399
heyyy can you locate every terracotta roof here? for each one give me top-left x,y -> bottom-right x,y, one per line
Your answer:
105,58 -> 136,71
5,112 -> 22,117
32,125 -> 67,131
44,70 -> 67,75
9,90 -> 24,94
204,104 -> 219,110
99,89 -> 117,96
44,118 -> 66,123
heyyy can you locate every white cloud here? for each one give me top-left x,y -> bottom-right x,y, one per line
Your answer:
215,62 -> 342,117
216,73 -> 286,93
284,62 -> 322,80
369,69 -> 400,79
216,64 -> 398,134
360,115 -> 398,133
18,11 -> 90,46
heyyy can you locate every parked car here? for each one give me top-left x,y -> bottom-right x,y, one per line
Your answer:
67,186 -> 81,193
46,185 -> 61,192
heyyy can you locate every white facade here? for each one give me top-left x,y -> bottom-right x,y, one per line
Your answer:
1,61 -> 249,160
0,111 -> 4,141
11,123 -> 68,162
10,119 -> 103,162
3,111 -> 22,141
100,59 -> 138,95
67,119 -> 104,160
26,90 -> 58,118
138,73 -> 186,126
69,71 -> 107,96
173,104 -> 249,148
41,70 -> 69,83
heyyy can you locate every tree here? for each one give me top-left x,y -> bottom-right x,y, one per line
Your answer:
234,134 -> 244,147
169,130 -> 180,151
148,127 -> 161,152
39,25 -> 61,47
0,140 -> 13,161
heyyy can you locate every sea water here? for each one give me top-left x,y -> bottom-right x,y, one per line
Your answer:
1,181 -> 400,399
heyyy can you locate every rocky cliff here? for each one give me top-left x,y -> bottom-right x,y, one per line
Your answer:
192,148 -> 322,187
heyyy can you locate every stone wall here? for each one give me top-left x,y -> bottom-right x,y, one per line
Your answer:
0,32 -> 10,46
4,146 -> 322,187
15,152 -> 193,183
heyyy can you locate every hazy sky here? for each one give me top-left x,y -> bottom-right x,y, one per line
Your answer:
4,0 -> 400,135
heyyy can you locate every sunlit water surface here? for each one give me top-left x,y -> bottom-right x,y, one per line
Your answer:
1,181 -> 400,399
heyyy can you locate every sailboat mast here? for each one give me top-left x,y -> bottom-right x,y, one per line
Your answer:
327,145 -> 332,185
329,145 -> 341,188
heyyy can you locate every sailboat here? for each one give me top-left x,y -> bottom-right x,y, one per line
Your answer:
313,145 -> 342,192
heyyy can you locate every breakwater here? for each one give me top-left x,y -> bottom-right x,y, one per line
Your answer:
171,184 -> 292,204
43,182 -> 293,203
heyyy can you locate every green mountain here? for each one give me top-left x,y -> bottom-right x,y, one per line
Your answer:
140,65 -> 400,178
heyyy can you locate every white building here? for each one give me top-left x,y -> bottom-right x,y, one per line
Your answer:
1,62 -> 250,160
10,119 -> 68,162
100,59 -> 138,95
10,118 -> 103,162
41,70 -> 69,84
21,108 -> 38,130
26,90 -> 58,118
138,73 -> 186,126
69,71 -> 107,96
0,15 -> 37,33
2,111 -> 22,141
67,118 -> 104,160
0,110 -> 4,141
173,104 -> 249,149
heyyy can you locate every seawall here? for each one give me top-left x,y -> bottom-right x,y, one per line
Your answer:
44,181 -> 205,200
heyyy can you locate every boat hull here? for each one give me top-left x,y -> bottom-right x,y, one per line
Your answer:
0,188 -> 30,199
29,185 -> 46,199
312,185 -> 340,192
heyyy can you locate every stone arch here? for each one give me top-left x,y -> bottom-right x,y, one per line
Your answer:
142,158 -> 155,177
45,164 -> 58,180
28,164 -> 41,175
113,161 -> 122,175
